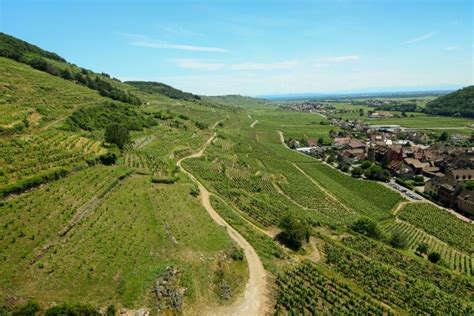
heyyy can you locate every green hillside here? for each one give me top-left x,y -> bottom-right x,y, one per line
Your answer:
0,32 -> 141,105
0,34 -> 248,313
425,86 -> 474,117
204,95 -> 273,109
125,81 -> 200,101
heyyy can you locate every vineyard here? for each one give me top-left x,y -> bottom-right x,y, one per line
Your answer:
398,203 -> 474,254
339,235 -> 474,296
0,171 -> 246,309
124,149 -> 167,175
296,162 -> 403,220
0,57 -> 110,130
0,129 -> 104,188
0,165 -> 131,281
384,221 -> 474,275
210,196 -> 285,272
323,239 -> 474,314
275,261 -> 392,315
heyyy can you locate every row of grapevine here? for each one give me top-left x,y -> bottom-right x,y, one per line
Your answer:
275,261 -> 392,315
124,149 -> 167,176
0,130 -> 103,186
384,221 -> 474,275
0,165 -> 131,277
323,240 -> 473,314
296,162 -> 402,221
398,203 -> 474,254
340,234 -> 474,296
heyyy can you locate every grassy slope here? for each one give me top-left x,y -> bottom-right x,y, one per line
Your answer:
0,54 -> 248,312
0,57 -> 110,129
204,95 -> 274,109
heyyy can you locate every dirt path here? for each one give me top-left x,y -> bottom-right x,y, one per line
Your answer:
250,120 -> 259,128
211,116 -> 228,129
177,122 -> 269,316
392,201 -> 410,216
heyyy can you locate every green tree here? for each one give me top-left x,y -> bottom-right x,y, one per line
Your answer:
428,251 -> 441,264
277,214 -> 310,250
438,131 -> 449,142
104,124 -> 130,149
416,242 -> 429,255
361,160 -> 372,169
317,137 -> 324,146
351,167 -> 362,177
350,218 -> 383,240
465,180 -> 474,191
389,231 -> 408,249
359,108 -> 364,116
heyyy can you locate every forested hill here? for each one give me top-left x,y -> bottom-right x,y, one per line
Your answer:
0,32 -> 142,105
125,81 -> 201,101
425,86 -> 474,117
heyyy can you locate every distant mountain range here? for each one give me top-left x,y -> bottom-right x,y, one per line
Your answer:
259,86 -> 466,100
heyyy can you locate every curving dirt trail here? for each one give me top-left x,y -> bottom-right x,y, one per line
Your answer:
177,124 -> 269,316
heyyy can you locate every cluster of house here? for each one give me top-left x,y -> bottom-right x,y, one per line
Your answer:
282,101 -> 330,112
368,111 -> 394,118
288,121 -> 474,217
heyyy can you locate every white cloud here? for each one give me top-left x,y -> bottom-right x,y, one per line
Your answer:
121,33 -> 228,52
318,55 -> 359,62
170,59 -> 299,71
445,46 -> 462,51
172,59 -> 225,70
132,40 -> 229,52
405,32 -> 436,44
229,60 -> 299,70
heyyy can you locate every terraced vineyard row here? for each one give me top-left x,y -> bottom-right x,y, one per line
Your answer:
275,261 -> 392,315
0,165 -> 131,279
323,240 -> 474,314
266,160 -> 357,226
0,130 -> 103,186
124,149 -> 167,175
340,235 -> 474,297
398,203 -> 474,254
296,162 -> 402,221
384,221 -> 474,275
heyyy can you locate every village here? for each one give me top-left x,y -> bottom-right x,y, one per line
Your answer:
286,117 -> 474,219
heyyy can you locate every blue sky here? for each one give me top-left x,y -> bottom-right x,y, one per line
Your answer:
1,0 -> 472,96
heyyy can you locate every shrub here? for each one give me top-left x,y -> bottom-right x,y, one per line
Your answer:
389,231 -> 408,249
428,252 -> 441,264
350,218 -> 383,240
106,305 -> 116,316
12,301 -> 40,316
361,160 -> 373,169
230,247 -> 244,261
351,167 -> 362,177
45,303 -> 100,316
105,124 -> 130,149
0,168 -> 69,198
99,151 -> 118,165
416,242 -> 429,255
277,215 -> 310,250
